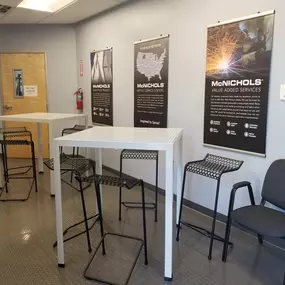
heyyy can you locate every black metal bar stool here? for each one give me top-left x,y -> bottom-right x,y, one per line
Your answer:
0,127 -> 33,179
60,125 -> 93,184
79,174 -> 148,285
176,154 -> 243,260
44,154 -> 98,252
119,149 -> 159,222
0,139 -> 37,201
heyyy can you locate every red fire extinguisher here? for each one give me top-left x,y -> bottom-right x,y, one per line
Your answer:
74,88 -> 83,111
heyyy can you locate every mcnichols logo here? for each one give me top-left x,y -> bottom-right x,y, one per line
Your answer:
137,83 -> 165,88
211,79 -> 263,87
93,84 -> 110,88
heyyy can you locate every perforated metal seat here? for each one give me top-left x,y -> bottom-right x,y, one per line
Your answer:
0,139 -> 37,201
78,174 -> 148,285
0,127 -> 32,140
60,125 -> 93,183
177,153 -> 243,260
119,149 -> 159,222
44,154 -> 97,252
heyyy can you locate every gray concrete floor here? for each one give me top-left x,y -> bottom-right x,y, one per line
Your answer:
0,159 -> 284,284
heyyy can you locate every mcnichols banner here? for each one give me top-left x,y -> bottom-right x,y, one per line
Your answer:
90,48 -> 113,126
134,35 -> 169,128
203,11 -> 275,156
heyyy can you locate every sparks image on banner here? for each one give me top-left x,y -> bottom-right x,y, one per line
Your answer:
134,35 -> 169,128
203,11 -> 275,156
90,48 -> 113,126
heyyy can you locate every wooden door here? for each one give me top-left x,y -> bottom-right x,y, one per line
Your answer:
0,53 -> 49,158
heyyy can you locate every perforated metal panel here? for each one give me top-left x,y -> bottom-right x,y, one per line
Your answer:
121,149 -> 158,160
0,5 -> 12,14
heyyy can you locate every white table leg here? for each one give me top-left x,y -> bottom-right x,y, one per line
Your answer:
164,146 -> 174,281
176,137 -> 183,225
54,142 -> 65,267
96,148 -> 102,175
37,123 -> 44,173
49,122 -> 55,196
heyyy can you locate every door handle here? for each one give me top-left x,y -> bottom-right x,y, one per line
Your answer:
4,105 -> 12,111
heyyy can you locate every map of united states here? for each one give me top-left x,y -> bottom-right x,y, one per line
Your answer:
136,49 -> 166,81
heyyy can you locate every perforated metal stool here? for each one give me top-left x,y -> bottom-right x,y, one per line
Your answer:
0,127 -> 34,176
119,149 -> 159,222
44,154 -> 98,252
78,174 -> 148,285
60,125 -> 93,183
176,154 -> 243,260
0,139 -> 37,201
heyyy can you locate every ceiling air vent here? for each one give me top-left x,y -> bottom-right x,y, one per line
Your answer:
0,5 -> 12,14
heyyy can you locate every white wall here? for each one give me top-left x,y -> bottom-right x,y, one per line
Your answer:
75,0 -> 285,215
0,24 -> 81,137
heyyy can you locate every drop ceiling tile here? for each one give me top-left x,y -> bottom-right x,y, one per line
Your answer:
0,0 -> 22,7
40,0 -> 119,24
0,7 -> 51,23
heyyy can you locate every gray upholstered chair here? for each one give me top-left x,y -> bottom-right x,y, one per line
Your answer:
222,159 -> 285,284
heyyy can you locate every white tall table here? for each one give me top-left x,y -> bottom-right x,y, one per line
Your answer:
53,126 -> 183,281
0,112 -> 88,195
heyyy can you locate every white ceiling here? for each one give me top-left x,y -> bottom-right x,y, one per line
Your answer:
0,0 -> 130,24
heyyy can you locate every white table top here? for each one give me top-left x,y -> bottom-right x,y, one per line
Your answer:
54,126 -> 183,150
0,112 -> 87,123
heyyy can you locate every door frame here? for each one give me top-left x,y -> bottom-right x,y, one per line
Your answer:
0,52 -> 50,116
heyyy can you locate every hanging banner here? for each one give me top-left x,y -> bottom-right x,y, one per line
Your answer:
90,48 -> 113,126
134,35 -> 169,128
203,11 -> 275,156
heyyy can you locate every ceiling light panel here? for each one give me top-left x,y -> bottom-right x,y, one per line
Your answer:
18,0 -> 77,13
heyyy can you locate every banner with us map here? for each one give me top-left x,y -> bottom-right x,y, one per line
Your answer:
134,35 -> 169,128
90,48 -> 113,126
204,11 -> 275,156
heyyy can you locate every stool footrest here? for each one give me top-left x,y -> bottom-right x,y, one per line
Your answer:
84,232 -> 145,285
122,201 -> 156,209
53,214 -> 99,247
179,221 -> 233,246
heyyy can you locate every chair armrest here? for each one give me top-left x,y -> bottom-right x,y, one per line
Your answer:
233,181 -> 251,189
227,181 -> 256,217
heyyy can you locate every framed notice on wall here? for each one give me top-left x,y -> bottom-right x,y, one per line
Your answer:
90,48 -> 113,126
203,11 -> 275,156
134,35 -> 169,128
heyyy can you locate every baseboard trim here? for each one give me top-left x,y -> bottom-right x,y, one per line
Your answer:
103,165 -> 285,250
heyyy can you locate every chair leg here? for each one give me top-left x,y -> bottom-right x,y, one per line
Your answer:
154,155 -> 159,222
176,166 -> 187,241
118,154 -> 123,221
222,216 -> 232,262
95,182 -> 106,255
31,142 -> 38,192
79,179 -> 92,252
141,181 -> 148,265
208,179 -> 221,260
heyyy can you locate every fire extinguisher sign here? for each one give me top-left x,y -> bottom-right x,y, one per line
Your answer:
90,48 -> 113,126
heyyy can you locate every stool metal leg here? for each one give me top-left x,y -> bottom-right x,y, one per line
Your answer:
79,178 -> 92,252
31,142 -> 38,192
141,181 -> 148,265
154,155 -> 159,222
176,165 -> 187,241
208,179 -> 221,260
118,151 -> 123,221
95,182 -> 106,255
